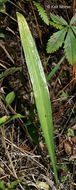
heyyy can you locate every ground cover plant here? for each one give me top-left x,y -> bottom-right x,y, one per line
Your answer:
0,0 -> 76,189
33,1 -> 76,80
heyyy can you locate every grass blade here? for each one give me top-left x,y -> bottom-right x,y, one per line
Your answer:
0,114 -> 25,127
46,56 -> 65,81
17,12 -> 58,183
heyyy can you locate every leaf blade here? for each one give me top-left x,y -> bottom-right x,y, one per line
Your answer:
17,12 -> 58,183
5,91 -> 15,105
71,26 -> 76,35
70,13 -> 76,25
0,114 -> 25,127
47,28 -> 67,53
64,28 -> 76,65
50,21 -> 64,30
46,56 -> 65,81
50,12 -> 68,26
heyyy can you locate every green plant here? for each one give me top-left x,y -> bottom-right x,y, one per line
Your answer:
0,181 -> 5,190
33,1 -> 76,78
0,179 -> 23,190
0,33 -> 5,38
0,0 -> 8,5
33,1 -> 49,25
60,92 -> 68,100
0,67 -> 20,79
67,128 -> 74,137
24,123 -> 39,145
0,114 -> 25,127
17,12 -> 58,183
0,0 -> 8,39
46,56 -> 65,81
0,90 -> 25,127
5,91 -> 15,105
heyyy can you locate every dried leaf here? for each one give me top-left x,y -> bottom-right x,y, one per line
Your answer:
64,141 -> 72,155
71,136 -> 76,144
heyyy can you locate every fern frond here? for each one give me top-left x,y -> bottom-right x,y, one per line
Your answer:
50,21 -> 64,30
47,28 -> 67,53
33,1 -> 49,25
50,13 -> 68,26
64,28 -> 76,65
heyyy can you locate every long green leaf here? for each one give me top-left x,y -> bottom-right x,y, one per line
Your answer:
17,12 -> 58,183
0,114 -> 25,127
47,28 -> 67,53
64,28 -> 76,65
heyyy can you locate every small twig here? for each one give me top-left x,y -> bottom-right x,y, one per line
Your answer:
1,127 -> 18,179
56,77 -> 75,97
30,1 -> 43,46
0,59 -> 11,66
73,0 -> 76,14
0,157 -> 15,177
0,42 -> 14,64
0,175 -> 9,180
0,100 -> 9,115
41,174 -> 57,190
4,137 -> 47,171
69,154 -> 76,161
0,128 -> 24,190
